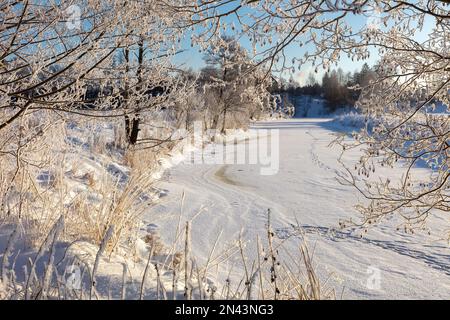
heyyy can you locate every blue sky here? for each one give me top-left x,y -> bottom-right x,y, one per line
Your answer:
173,5 -> 436,85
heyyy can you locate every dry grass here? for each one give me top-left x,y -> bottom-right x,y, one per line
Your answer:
0,210 -> 332,300
0,112 -> 161,249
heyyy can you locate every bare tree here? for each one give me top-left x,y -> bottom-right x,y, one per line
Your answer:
200,37 -> 273,133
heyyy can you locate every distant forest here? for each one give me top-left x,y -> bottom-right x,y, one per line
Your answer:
272,63 -> 377,112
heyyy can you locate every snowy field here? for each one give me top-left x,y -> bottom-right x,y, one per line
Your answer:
1,116 -> 448,300
147,118 -> 450,299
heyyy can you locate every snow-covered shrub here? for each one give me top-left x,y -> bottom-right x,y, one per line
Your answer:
332,112 -> 368,129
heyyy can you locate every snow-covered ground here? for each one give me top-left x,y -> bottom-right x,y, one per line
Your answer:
146,118 -> 450,299
1,116 -> 448,300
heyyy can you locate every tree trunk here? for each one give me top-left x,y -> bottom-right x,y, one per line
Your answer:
211,114 -> 219,131
123,46 -> 132,144
219,62 -> 228,135
129,117 -> 140,145
185,110 -> 190,131
221,104 -> 227,134
124,38 -> 144,145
